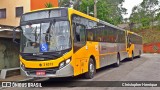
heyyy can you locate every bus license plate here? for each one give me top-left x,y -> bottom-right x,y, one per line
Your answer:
36,70 -> 46,76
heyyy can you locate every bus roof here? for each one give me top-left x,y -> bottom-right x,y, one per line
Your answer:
99,20 -> 126,32
27,7 -> 62,13
70,8 -> 98,22
69,8 -> 126,32
24,7 -> 128,32
127,30 -> 142,37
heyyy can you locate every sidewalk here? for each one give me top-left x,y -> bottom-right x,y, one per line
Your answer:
0,75 -> 33,81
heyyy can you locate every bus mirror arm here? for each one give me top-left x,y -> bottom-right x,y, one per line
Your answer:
13,26 -> 20,44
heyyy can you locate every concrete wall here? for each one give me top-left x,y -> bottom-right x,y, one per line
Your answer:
0,0 -> 31,26
0,38 -> 19,69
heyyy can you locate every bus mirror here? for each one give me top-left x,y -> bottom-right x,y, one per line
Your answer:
13,26 -> 20,44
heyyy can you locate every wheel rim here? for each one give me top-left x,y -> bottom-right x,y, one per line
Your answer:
90,63 -> 94,75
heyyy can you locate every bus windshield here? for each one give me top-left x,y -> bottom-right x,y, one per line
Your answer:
20,21 -> 71,53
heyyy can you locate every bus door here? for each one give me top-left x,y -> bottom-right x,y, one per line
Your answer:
127,33 -> 133,57
72,23 -> 88,75
127,36 -> 132,49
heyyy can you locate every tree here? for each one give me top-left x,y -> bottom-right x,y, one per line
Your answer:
129,0 -> 160,30
59,0 -> 81,8
59,0 -> 68,7
79,0 -> 127,25
45,2 -> 54,8
141,0 -> 159,29
130,6 -> 150,28
58,0 -> 127,25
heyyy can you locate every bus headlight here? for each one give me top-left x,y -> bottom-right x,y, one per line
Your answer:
66,59 -> 71,64
59,58 -> 71,69
59,62 -> 65,69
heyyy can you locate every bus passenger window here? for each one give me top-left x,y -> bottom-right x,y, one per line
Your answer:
87,30 -> 94,41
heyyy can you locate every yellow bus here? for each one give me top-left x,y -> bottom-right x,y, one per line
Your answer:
13,7 -> 142,79
126,31 -> 143,60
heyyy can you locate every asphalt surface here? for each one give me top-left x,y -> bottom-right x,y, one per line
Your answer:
2,54 -> 160,90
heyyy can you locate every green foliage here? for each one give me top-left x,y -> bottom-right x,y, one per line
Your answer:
45,2 -> 54,8
79,0 -> 126,25
59,0 -> 81,8
58,0 -> 126,25
129,0 -> 159,30
136,28 -> 160,43
59,0 -> 70,7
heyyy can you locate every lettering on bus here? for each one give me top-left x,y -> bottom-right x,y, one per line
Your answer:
39,63 -> 54,67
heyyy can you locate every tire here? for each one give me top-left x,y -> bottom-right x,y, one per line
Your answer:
84,58 -> 96,79
115,54 -> 120,67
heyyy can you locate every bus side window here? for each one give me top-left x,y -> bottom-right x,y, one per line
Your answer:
74,24 -> 86,43
87,29 -> 94,41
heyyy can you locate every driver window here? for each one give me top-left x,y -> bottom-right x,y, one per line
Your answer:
73,23 -> 86,52
74,24 -> 86,43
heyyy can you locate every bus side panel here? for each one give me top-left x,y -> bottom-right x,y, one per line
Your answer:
99,42 -> 117,68
117,43 -> 128,61
72,41 -> 99,76
72,46 -> 88,76
87,42 -> 100,69
99,42 -> 127,68
134,44 -> 143,56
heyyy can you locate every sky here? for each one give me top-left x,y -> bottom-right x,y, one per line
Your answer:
123,0 -> 143,18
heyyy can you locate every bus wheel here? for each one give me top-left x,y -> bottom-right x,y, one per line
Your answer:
84,58 -> 96,79
115,54 -> 120,67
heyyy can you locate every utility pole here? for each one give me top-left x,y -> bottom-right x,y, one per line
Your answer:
69,0 -> 74,8
87,0 -> 89,15
94,0 -> 97,17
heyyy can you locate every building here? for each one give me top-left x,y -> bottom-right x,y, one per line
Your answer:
0,0 -> 58,27
0,0 -> 58,70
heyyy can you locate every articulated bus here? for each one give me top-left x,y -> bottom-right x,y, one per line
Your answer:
13,7 -> 142,79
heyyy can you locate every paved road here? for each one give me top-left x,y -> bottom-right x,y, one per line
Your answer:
3,54 -> 160,90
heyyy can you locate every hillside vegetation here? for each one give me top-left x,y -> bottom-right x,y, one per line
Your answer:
135,28 -> 160,44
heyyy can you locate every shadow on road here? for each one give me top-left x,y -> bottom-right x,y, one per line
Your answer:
36,57 -> 141,87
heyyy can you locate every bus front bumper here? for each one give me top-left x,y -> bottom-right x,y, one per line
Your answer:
21,64 -> 74,78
